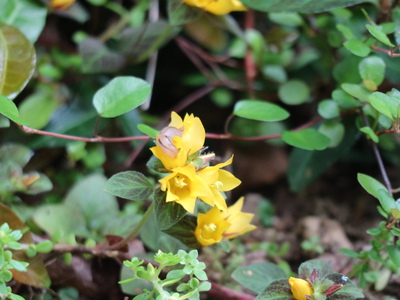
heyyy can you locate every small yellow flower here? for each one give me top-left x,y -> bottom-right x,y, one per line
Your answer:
289,277 -> 313,300
183,0 -> 247,15
151,112 -> 206,171
221,197 -> 256,239
50,0 -> 76,10
159,163 -> 212,213
194,207 -> 231,246
198,156 -> 241,211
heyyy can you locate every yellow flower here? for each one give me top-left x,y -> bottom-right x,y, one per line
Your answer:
221,197 -> 256,239
194,197 -> 256,246
289,277 -> 313,300
159,163 -> 212,213
198,156 -> 241,211
150,112 -> 206,171
183,0 -> 247,15
50,0 -> 76,10
194,207 -> 231,246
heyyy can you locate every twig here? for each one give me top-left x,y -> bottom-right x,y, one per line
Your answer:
371,45 -> 400,57
360,109 -> 392,193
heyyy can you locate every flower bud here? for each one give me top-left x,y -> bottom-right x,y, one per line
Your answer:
156,126 -> 183,158
289,277 -> 313,300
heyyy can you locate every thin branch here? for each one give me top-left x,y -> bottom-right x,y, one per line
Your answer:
371,45 -> 400,57
360,109 -> 392,193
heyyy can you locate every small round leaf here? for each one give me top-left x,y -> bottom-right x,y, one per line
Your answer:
282,128 -> 330,150
278,80 -> 310,105
93,76 -> 151,118
233,100 -> 290,122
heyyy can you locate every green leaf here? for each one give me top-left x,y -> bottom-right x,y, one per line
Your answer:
386,245 -> 400,266
369,92 -> 400,120
325,273 -> 365,299
282,128 -> 330,150
376,189 -> 396,214
359,126 -> 379,143
268,12 -> 303,26
161,215 -> 201,249
278,80 -> 310,105
0,0 -> 47,43
78,37 -> 125,73
167,0 -> 202,26
0,95 -> 28,124
359,56 -> 386,90
117,20 -> 179,63
341,83 -> 371,102
24,172 -> 53,195
0,144 -> 33,167
343,39 -> 371,57
255,278 -> 292,300
64,174 -> 119,232
0,23 -> 36,99
232,263 -> 287,294
19,92 -> 60,129
240,0 -> 371,13
104,171 -> 154,201
332,89 -> 361,109
357,173 -> 387,199
154,188 -> 187,231
298,259 -> 334,280
233,100 -> 290,122
317,100 -> 340,119
93,76 -> 151,118
366,24 -> 395,47
137,123 -> 158,138
318,120 -> 345,148
0,203 -> 51,288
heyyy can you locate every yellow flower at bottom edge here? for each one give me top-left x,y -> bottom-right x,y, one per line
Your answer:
289,277 -> 313,300
183,0 -> 247,15
221,197 -> 256,239
159,163 -> 212,213
194,207 -> 231,246
50,0 -> 76,10
150,112 -> 206,171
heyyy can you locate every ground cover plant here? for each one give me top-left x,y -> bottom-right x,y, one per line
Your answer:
0,0 -> 400,299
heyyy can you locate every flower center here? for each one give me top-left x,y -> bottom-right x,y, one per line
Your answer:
174,176 -> 187,188
202,223 -> 217,239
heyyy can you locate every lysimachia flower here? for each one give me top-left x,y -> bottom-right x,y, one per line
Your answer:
198,156 -> 241,211
194,207 -> 231,246
194,198 -> 256,246
159,163 -> 212,213
50,0 -> 76,10
150,112 -> 207,171
289,277 -> 313,300
221,196 -> 256,239
183,0 -> 247,15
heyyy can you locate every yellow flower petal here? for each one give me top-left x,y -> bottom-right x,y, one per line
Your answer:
195,207 -> 231,246
289,277 -> 313,300
222,197 -> 256,239
50,0 -> 76,10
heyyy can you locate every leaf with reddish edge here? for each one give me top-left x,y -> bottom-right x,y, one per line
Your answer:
0,203 -> 51,288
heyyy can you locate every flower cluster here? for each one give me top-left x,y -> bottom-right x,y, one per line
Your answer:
183,0 -> 247,15
151,112 -> 255,246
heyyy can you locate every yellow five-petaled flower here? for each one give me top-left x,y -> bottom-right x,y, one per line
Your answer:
194,197 -> 256,246
183,0 -> 247,15
289,277 -> 313,300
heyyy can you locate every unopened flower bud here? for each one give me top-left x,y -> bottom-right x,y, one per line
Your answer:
156,126 -> 183,158
289,277 -> 313,300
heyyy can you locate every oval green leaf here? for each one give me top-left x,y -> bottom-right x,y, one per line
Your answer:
343,39 -> 371,57
104,171 -> 154,201
386,245 -> 400,267
0,23 -> 36,99
0,94 -> 28,125
282,128 -> 330,150
93,76 -> 151,118
278,80 -> 310,105
318,120 -> 345,148
369,92 -> 400,120
357,173 -> 387,199
233,100 -> 290,122
359,56 -> 386,87
317,100 -> 340,119
366,24 -> 395,47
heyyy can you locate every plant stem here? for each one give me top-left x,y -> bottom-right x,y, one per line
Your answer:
108,202 -> 155,250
